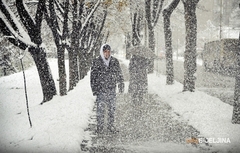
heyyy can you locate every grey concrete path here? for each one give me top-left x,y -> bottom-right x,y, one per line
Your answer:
81,93 -> 212,153
80,59 -> 213,153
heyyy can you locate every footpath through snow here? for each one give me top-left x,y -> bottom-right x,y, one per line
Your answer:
81,92 -> 210,153
119,55 -> 240,153
0,57 -> 239,153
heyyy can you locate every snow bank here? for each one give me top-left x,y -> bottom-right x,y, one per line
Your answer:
0,59 -> 95,153
148,73 -> 240,153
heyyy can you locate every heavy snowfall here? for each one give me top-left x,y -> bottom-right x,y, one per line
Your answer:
0,56 -> 240,153
0,0 -> 240,153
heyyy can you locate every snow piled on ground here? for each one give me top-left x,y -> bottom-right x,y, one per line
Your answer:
0,59 -> 95,153
0,57 -> 240,153
148,72 -> 240,153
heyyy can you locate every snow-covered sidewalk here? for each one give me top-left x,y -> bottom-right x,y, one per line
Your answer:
148,73 -> 240,153
0,57 -> 240,153
0,59 -> 95,153
83,92 -> 207,153
120,55 -> 240,153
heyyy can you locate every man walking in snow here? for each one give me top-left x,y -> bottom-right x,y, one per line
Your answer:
90,44 -> 124,134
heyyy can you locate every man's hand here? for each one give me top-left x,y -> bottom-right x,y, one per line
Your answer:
118,82 -> 124,93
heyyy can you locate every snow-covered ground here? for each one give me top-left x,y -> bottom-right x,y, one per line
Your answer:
0,56 -> 239,153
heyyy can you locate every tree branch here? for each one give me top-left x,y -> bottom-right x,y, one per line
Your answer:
145,0 -> 153,30
47,0 -> 62,46
0,17 -> 35,48
80,0 -> 101,33
153,0 -> 164,27
16,1 -> 38,42
152,0 -> 159,20
62,0 -> 69,42
0,0 -> 30,40
35,0 -> 46,35
0,0 -> 18,31
163,0 -> 180,16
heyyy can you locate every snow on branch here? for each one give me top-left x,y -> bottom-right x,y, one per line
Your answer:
1,23 -> 36,48
0,10 -> 37,47
23,1 -> 36,25
80,0 -> 101,32
1,0 -> 31,42
55,0 -> 64,14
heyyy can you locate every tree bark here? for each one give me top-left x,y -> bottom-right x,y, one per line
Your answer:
145,0 -> 164,73
145,0 -> 154,73
125,32 -> 132,59
45,0 -> 67,96
131,12 -> 141,46
61,0 -> 70,93
182,0 -> 199,92
163,0 -> 180,85
69,0 -> 80,91
57,45 -> 67,96
232,33 -> 240,124
68,47 -> 78,90
29,47 -> 56,103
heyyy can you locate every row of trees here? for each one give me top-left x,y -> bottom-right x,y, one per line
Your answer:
163,0 -> 199,92
128,0 -> 199,91
1,0 -> 239,124
1,0 -> 56,103
0,0 -> 199,100
0,0 -> 111,103
162,0 -> 240,124
128,0 -> 239,124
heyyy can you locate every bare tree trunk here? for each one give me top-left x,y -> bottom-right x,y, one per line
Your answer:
79,51 -> 86,80
16,1 -> 57,100
29,47 -> 56,103
61,0 -> 70,93
145,1 -> 155,73
125,33 -> 131,59
232,60 -> 240,124
0,0 -> 57,103
182,0 -> 199,92
163,0 -> 180,85
145,0 -> 164,73
57,45 -> 67,95
232,32 -> 240,124
131,12 -> 142,46
68,47 -> 78,90
69,0 -> 82,90
45,0 -> 67,96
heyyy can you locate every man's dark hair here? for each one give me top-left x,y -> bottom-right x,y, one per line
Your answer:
103,44 -> 111,51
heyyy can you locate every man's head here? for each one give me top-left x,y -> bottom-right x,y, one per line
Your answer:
102,44 -> 111,60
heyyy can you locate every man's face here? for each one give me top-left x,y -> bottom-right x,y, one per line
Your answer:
103,49 -> 110,60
